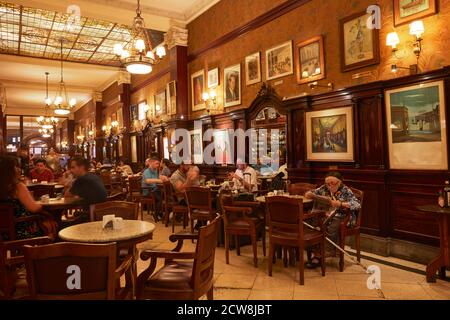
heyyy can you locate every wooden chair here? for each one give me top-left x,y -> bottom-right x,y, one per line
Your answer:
29,184 -> 55,200
127,176 -> 143,202
136,216 -> 221,300
221,204 -> 266,268
266,196 -> 326,285
160,181 -> 189,232
100,172 -> 113,191
23,242 -> 133,300
339,187 -> 364,272
90,201 -> 139,222
288,183 -> 316,196
107,192 -> 128,201
185,187 -> 217,234
140,188 -> 157,222
0,236 -> 51,299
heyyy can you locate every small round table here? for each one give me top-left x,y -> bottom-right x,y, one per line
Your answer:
417,205 -> 450,283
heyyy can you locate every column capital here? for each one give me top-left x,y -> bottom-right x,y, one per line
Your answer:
164,25 -> 188,49
92,91 -> 102,103
117,71 -> 131,85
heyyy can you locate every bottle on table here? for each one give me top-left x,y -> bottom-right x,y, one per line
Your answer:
444,181 -> 450,208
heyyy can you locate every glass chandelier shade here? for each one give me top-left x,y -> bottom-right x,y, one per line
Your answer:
113,0 -> 166,75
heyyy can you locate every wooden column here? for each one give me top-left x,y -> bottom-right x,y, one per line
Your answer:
67,119 -> 75,156
0,106 -> 4,152
120,82 -> 131,160
170,45 -> 188,118
94,98 -> 104,162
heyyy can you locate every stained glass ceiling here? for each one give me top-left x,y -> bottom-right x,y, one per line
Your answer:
0,1 -> 164,67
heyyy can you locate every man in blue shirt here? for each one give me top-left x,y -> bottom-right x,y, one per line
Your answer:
142,157 -> 168,219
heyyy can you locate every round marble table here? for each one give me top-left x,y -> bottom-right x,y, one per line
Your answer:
59,220 -> 155,246
255,195 -> 313,204
417,205 -> 450,283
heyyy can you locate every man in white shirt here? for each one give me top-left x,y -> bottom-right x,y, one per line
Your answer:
229,159 -> 258,192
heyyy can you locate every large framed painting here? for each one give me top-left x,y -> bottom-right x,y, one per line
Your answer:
130,104 -> 138,122
245,52 -> 261,86
166,81 -> 177,116
224,64 -> 241,108
207,68 -> 219,88
213,129 -> 232,165
190,129 -> 203,164
339,11 -> 380,72
138,100 -> 148,121
305,106 -> 355,162
394,0 -> 437,27
385,80 -> 447,170
265,41 -> 294,81
154,90 -> 166,117
191,70 -> 205,111
296,35 -> 325,84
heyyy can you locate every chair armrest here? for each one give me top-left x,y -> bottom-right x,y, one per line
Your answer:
15,215 -> 42,224
140,250 -> 196,261
169,232 -> 199,242
5,236 -> 52,251
115,254 -> 133,280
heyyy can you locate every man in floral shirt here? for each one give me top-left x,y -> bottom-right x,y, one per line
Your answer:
305,171 -> 361,268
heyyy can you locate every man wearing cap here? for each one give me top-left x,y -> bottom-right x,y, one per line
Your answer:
305,171 -> 361,268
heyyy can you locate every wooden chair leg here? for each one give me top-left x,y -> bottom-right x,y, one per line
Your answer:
262,227 -> 266,257
355,233 -> 361,262
224,231 -> 230,265
268,242 -> 274,277
207,286 -> 214,300
339,235 -> 345,272
299,245 -> 304,285
283,247 -> 288,268
235,236 -> 240,256
172,213 -> 176,233
321,239 -> 326,277
140,203 -> 144,221
183,213 -> 187,230
251,231 -> 258,268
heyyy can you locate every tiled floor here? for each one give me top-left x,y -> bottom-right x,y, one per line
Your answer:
136,216 -> 450,300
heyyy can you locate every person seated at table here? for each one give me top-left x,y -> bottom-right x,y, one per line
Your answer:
117,158 -> 133,176
142,157 -> 168,219
304,171 -> 361,268
228,158 -> 258,192
141,158 -> 151,175
65,156 -> 107,205
30,159 -> 54,183
160,158 -> 172,178
170,162 -> 198,204
46,149 -> 61,175
0,155 -> 52,240
59,165 -> 75,193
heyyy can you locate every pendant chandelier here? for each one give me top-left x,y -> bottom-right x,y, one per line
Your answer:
113,0 -> 166,74
37,72 -> 58,130
49,39 -> 76,115
39,127 -> 54,138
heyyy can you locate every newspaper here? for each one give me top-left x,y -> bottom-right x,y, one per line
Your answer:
309,194 -> 338,224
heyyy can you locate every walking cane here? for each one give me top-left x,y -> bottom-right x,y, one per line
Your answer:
303,220 -> 386,299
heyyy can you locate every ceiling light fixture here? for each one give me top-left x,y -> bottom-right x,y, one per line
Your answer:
37,72 -> 59,131
52,39 -> 76,115
113,0 -> 166,75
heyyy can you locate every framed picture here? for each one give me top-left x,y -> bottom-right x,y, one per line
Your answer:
189,129 -> 203,164
166,81 -> 177,116
213,129 -> 232,165
385,80 -> 447,170
154,90 -> 166,117
138,100 -> 148,121
130,104 -> 138,122
191,69 -> 205,111
394,0 -> 437,27
223,64 -> 241,108
130,135 -> 137,163
265,40 -> 294,81
207,68 -> 219,88
305,106 -> 354,162
163,136 -> 169,159
339,11 -> 380,72
245,52 -> 261,85
296,35 -> 325,84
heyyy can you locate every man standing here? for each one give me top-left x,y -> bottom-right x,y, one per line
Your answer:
30,159 -> 54,182
142,157 -> 168,219
65,156 -> 107,205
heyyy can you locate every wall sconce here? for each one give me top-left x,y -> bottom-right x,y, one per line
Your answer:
386,20 -> 424,75
202,90 -> 217,113
76,134 -> 85,142
308,81 -> 333,91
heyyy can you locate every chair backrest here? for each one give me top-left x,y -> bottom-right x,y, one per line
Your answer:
128,176 -> 142,194
24,242 -> 117,300
266,196 -> 304,237
107,192 -> 127,201
349,187 -> 364,227
185,187 -> 212,212
289,183 -> 316,196
218,190 -> 233,215
0,203 -> 15,241
191,216 -> 220,298
91,201 -> 139,221
30,185 -> 55,199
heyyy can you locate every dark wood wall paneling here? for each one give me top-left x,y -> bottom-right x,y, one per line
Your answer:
284,67 -> 450,246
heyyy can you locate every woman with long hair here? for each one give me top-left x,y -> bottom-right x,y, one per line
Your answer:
0,155 -> 49,240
